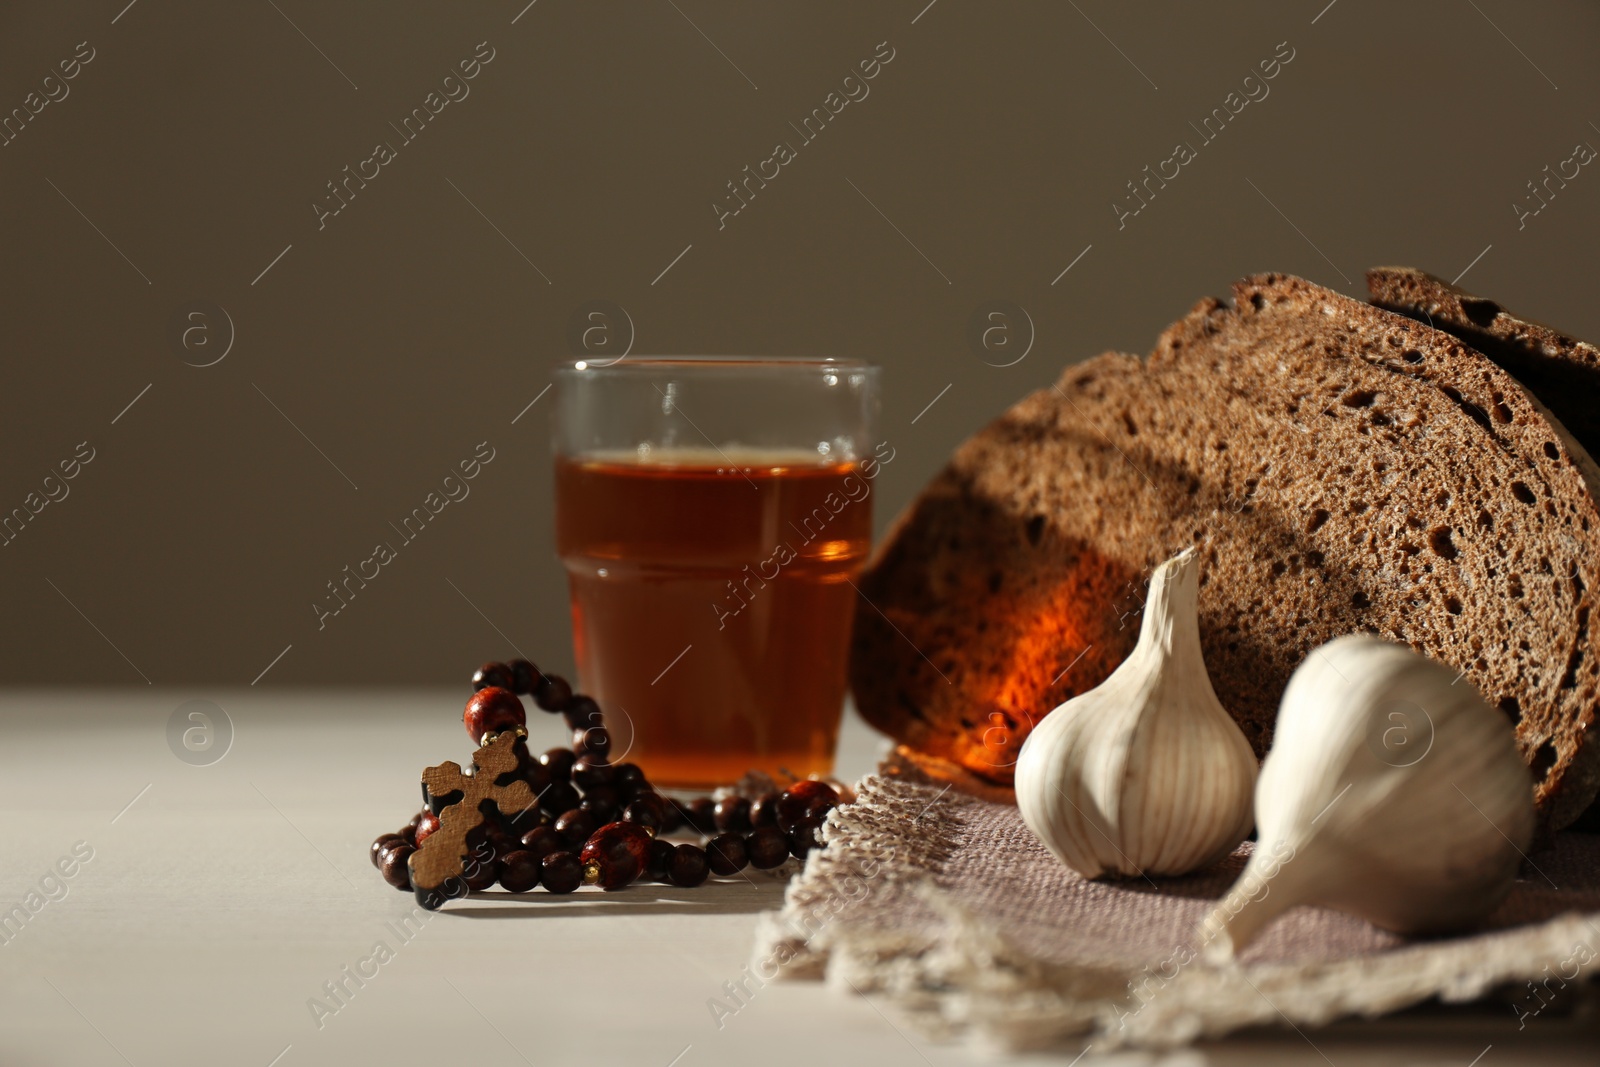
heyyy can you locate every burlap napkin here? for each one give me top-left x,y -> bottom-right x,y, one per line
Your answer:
753,749 -> 1600,1051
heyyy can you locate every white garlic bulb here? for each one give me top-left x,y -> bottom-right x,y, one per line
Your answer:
1201,635 -> 1535,958
1016,548 -> 1257,878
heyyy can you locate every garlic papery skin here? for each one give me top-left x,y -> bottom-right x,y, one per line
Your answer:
1016,547 -> 1257,879
1200,635 -> 1535,959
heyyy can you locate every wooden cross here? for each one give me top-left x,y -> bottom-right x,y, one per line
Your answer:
408,732 -> 536,909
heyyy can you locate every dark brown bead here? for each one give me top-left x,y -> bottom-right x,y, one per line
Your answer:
497,850 -> 541,893
381,844 -> 415,889
572,726 -> 611,759
621,799 -> 662,834
396,824 -> 418,846
509,658 -> 541,695
484,824 -> 520,861
646,838 -> 677,882
580,784 -> 622,823
571,755 -> 614,790
540,782 -> 581,817
775,780 -> 839,833
520,826 -> 563,860
472,661 -> 515,692
534,673 -> 573,712
462,855 -> 500,892
613,762 -> 646,790
787,816 -> 824,859
714,796 -> 753,833
414,811 -> 441,845
463,687 -> 525,742
686,797 -> 718,834
746,827 -> 791,869
706,832 -> 749,876
658,796 -> 684,834
750,792 -> 782,828
372,834 -> 405,868
554,808 -> 597,846
563,695 -> 602,731
540,748 -> 576,782
541,851 -> 582,893
669,843 -> 710,887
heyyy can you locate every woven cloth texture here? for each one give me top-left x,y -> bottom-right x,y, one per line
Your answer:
753,749 -> 1600,1050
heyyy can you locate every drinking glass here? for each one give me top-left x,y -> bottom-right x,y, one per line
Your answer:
553,358 -> 882,788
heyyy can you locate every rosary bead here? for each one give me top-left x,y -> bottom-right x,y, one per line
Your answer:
706,832 -> 750,876
380,844 -> 415,890
463,687 -> 526,742
787,816 -> 824,859
572,726 -> 611,759
472,662 -> 515,691
540,782 -> 582,817
621,799 -> 662,835
571,754 -> 614,790
519,826 -> 563,861
462,855 -> 500,892
372,834 -> 405,868
580,784 -> 622,823
612,762 -> 647,790
714,796 -> 753,833
646,838 -> 677,882
657,796 -> 684,834
520,757 -> 553,797
414,811 -> 441,845
669,843 -> 710,887
563,695 -> 602,731
508,658 -> 541,695
497,850 -> 542,893
541,851 -> 583,893
534,674 -> 572,712
554,808 -> 597,846
746,827 -> 791,869
540,748 -> 576,782
775,780 -> 839,833
581,822 -> 650,890
750,792 -> 782,828
685,798 -> 718,835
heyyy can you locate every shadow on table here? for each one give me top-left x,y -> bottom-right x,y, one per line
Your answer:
446,878 -> 789,919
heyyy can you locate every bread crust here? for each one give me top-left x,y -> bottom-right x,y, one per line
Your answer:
851,273 -> 1600,832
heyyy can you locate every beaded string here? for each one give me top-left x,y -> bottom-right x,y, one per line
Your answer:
371,658 -> 843,896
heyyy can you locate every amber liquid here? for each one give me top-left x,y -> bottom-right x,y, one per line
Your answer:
555,451 -> 872,788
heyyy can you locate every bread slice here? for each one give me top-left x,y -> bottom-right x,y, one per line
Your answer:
1368,266 -> 1600,464
851,273 -> 1600,831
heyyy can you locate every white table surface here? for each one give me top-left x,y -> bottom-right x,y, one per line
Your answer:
2,689 -> 1595,1067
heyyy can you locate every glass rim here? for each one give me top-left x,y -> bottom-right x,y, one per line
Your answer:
556,356 -> 879,376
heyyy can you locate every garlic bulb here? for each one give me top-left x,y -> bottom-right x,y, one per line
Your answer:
1016,548 -> 1257,878
1201,635 -> 1534,958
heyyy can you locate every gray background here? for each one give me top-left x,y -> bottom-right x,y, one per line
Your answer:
2,0 -> 1596,686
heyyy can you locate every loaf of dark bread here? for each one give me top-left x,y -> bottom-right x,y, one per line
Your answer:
1368,266 -> 1600,465
851,273 -> 1600,831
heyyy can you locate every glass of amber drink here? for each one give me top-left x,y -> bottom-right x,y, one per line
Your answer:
553,358 -> 881,789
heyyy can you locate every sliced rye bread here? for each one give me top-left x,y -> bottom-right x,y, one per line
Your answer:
1368,266 -> 1600,464
851,272 -> 1600,831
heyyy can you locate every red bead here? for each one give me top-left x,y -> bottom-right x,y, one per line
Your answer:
581,822 -> 650,890
414,811 -> 441,845
775,780 -> 838,833
463,687 -> 525,742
